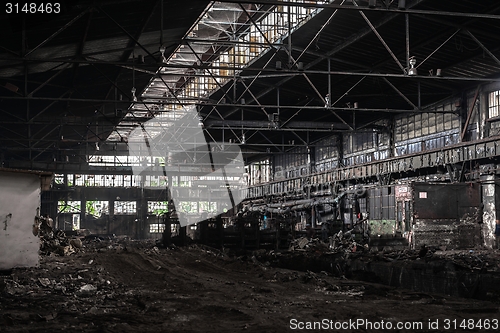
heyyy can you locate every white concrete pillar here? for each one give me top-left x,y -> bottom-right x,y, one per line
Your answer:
482,175 -> 497,248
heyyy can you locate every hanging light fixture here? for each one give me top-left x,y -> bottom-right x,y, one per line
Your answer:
160,45 -> 167,63
131,87 -> 137,102
408,57 -> 418,76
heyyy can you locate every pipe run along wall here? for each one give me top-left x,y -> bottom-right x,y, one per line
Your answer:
0,170 -> 42,270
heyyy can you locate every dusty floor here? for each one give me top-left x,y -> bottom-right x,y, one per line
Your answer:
1,240 -> 500,332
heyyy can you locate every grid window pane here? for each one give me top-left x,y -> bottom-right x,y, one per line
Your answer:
489,90 -> 500,118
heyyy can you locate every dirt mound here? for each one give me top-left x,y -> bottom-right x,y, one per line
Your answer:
1,241 -> 499,332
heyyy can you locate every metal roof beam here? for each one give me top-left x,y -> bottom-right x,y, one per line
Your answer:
218,0 -> 500,20
353,0 -> 405,73
382,77 -> 418,110
464,30 -> 500,67
24,8 -> 91,58
205,119 -> 349,129
222,1 -> 418,118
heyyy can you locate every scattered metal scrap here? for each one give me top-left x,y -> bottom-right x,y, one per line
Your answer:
289,227 -> 368,254
40,230 -> 84,256
33,215 -> 83,256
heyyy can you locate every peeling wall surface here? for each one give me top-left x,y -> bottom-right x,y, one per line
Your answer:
481,175 -> 497,248
413,183 -> 482,249
0,171 -> 40,269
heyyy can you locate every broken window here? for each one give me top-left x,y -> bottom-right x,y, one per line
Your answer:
488,89 -> 500,118
148,201 -> 169,215
199,201 -> 217,213
54,174 -> 64,185
180,176 -> 192,187
85,201 -> 109,218
149,223 -> 166,233
171,176 -> 179,187
57,201 -> 81,213
114,201 -> 137,215
145,175 -> 161,187
74,174 -> 84,186
67,174 -> 74,187
179,201 -> 198,213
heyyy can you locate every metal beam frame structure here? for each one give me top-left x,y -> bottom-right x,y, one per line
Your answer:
245,135 -> 500,199
2,0 -> 500,168
0,1 -> 162,166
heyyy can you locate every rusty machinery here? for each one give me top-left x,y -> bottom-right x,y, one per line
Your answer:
160,185 -> 370,250
236,185 -> 370,249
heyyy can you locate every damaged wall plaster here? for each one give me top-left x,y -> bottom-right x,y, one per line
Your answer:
413,183 -> 482,249
481,175 -> 497,248
0,171 -> 40,269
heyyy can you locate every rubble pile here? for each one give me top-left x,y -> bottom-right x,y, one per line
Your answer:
289,230 -> 367,254
0,239 -> 179,330
289,237 -> 328,252
358,247 -> 500,273
82,235 -> 130,252
37,226 -> 148,257
330,230 -> 368,253
33,215 -> 83,256
0,253 -> 133,330
1,258 -> 114,300
436,250 -> 500,273
39,230 -> 82,256
1,239 -> 500,332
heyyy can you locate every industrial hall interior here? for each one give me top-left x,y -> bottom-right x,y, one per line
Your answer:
2,0 -> 500,332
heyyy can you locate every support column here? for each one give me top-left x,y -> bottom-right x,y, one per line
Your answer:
479,91 -> 488,139
481,175 -> 497,248
80,197 -> 86,230
139,191 -> 148,239
108,200 -> 114,234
